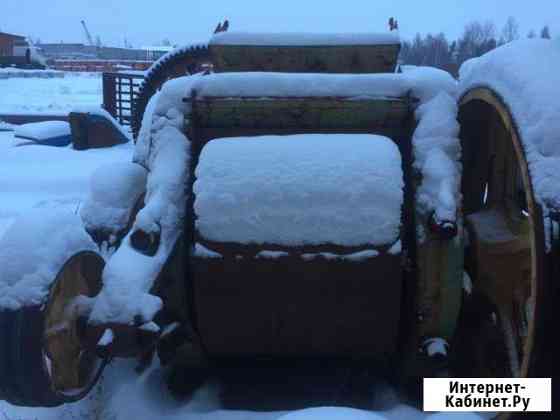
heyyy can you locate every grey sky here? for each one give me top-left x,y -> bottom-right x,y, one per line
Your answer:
3,0 -> 558,47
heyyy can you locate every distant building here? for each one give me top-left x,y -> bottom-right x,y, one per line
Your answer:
38,43 -> 98,60
141,46 -> 174,61
39,43 -> 172,61
35,42 -> 173,71
0,32 -> 27,56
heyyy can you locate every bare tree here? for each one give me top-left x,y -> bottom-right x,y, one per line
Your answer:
500,17 -> 520,44
402,33 -> 425,66
399,20 -> 507,77
541,25 -> 551,39
456,21 -> 497,65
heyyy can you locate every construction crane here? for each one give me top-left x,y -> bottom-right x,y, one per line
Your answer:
81,20 -> 94,46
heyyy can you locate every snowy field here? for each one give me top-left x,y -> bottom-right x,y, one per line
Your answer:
0,130 -> 132,238
0,72 -> 102,114
0,74 -> 488,419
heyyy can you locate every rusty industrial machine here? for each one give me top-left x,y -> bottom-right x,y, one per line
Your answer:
0,29 -> 556,420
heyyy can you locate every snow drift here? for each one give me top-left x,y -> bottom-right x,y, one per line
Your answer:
0,208 -> 96,310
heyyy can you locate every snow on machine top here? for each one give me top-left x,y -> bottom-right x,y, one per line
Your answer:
210,31 -> 400,46
194,133 -> 403,247
14,121 -> 70,142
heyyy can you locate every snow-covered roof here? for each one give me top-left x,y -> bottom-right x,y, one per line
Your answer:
190,68 -> 455,100
210,31 -> 400,46
459,38 -> 560,215
14,121 -> 70,141
193,72 -> 408,99
194,134 -> 404,247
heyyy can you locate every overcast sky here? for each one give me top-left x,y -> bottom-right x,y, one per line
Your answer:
2,0 -> 559,47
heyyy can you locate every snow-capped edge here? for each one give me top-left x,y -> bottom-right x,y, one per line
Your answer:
210,31 -> 400,46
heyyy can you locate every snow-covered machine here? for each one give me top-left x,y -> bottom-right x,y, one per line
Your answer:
0,32 -> 557,419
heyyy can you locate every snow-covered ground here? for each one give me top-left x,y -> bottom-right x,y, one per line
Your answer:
0,358 -> 485,420
0,72 -> 102,114
0,130 -> 132,238
0,73 -> 487,419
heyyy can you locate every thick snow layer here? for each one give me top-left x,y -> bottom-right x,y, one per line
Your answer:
0,127 -> 133,309
90,76 -> 196,325
90,137 -> 188,323
194,72 -> 407,99
194,134 -> 403,246
0,72 -> 101,114
0,130 -> 133,235
459,39 -> 560,235
191,67 -> 455,100
80,162 -> 147,239
367,65 -> 463,225
401,65 -> 457,102
135,74 -> 201,167
88,238 -> 164,325
14,120 -> 70,140
0,208 -> 96,310
210,31 -> 400,46
413,92 -> 461,223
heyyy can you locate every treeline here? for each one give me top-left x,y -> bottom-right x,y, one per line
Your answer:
400,17 -> 552,76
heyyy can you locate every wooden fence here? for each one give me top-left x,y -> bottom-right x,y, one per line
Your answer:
102,72 -> 145,127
